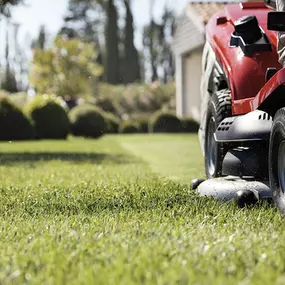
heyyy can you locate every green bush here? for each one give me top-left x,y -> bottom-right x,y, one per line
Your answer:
69,104 -> 105,138
95,97 -> 120,116
150,112 -> 182,133
119,121 -> 139,134
136,117 -> 149,133
0,96 -> 34,141
25,95 -> 69,139
104,112 -> 120,134
98,82 -> 175,118
10,92 -> 29,108
181,118 -> 199,133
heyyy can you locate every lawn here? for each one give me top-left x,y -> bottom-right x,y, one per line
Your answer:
0,134 -> 284,285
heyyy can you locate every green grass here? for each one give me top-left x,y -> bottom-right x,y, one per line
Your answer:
120,134 -> 204,184
0,134 -> 284,285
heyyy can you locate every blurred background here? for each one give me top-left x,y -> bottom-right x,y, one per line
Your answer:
0,0 -> 212,141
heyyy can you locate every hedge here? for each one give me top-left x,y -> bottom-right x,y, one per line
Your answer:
0,96 -> 34,141
69,104 -> 105,138
25,95 -> 69,139
181,118 -> 199,133
119,121 -> 139,134
150,111 -> 182,133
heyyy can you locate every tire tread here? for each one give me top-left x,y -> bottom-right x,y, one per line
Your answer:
205,88 -> 232,178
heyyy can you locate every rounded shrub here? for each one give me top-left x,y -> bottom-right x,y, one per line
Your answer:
181,118 -> 199,133
69,104 -> 105,138
150,111 -> 182,133
25,95 -> 69,139
119,121 -> 139,134
136,117 -> 149,133
0,96 -> 34,141
104,112 -> 120,134
95,97 -> 120,116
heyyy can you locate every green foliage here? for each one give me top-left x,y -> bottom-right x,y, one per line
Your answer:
181,118 -> 200,133
1,67 -> 18,93
119,121 -> 139,134
135,116 -> 149,133
0,96 -> 34,141
25,95 -> 69,139
0,90 -> 10,97
69,104 -> 105,138
30,36 -> 103,97
150,111 -> 182,133
104,112 -> 120,134
98,82 -> 175,118
9,92 -> 29,108
95,96 -> 120,115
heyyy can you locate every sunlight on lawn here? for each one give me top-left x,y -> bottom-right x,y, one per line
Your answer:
121,134 -> 205,184
0,135 -> 283,285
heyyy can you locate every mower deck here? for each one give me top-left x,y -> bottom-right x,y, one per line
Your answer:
197,176 -> 272,201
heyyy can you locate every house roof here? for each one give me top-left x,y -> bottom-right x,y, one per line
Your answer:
172,1 -> 237,55
188,2 -> 229,25
172,13 -> 205,55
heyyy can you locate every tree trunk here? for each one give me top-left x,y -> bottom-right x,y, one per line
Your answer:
105,0 -> 121,84
122,0 -> 141,83
150,21 -> 158,82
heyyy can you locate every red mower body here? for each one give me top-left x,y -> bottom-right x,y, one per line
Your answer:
206,2 -> 285,115
198,1 -> 285,213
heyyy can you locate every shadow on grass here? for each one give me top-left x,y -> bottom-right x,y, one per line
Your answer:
0,152 -> 137,165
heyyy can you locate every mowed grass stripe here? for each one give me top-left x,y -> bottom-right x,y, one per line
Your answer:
121,134 -> 205,184
0,135 -> 284,285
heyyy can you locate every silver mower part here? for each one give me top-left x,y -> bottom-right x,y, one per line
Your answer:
197,176 -> 272,201
215,110 -> 272,143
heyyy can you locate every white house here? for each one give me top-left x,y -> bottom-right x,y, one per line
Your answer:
172,2 -> 229,122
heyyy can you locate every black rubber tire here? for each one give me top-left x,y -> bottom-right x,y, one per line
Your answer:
205,89 -> 232,179
269,108 -> 285,214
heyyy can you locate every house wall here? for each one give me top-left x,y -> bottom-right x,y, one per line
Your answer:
175,55 -> 184,117
172,12 -> 204,122
176,47 -> 203,122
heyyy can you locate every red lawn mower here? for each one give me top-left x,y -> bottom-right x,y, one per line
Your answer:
193,0 -> 285,213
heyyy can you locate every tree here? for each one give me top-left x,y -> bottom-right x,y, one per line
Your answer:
160,8 -> 176,83
1,19 -> 18,92
32,25 -> 47,50
61,0 -> 107,81
61,0 -> 143,85
142,6 -> 176,83
122,0 -> 140,83
0,0 -> 23,92
61,0 -> 104,42
1,68 -> 18,92
0,0 -> 22,17
30,36 -> 103,97
143,20 -> 160,82
105,0 -> 121,84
